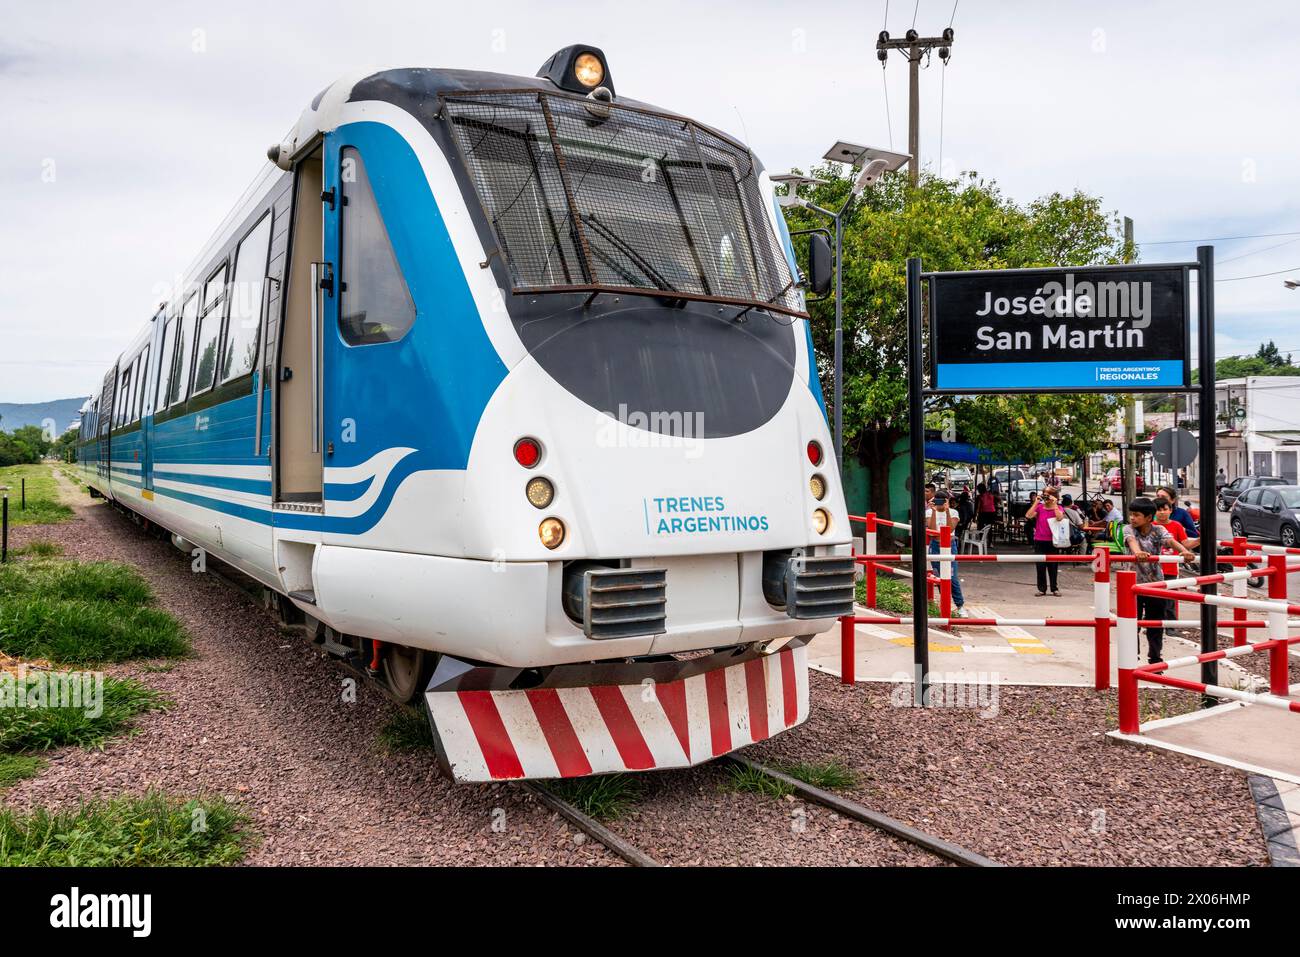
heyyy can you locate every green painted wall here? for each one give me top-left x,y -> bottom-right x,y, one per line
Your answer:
841,435 -> 915,525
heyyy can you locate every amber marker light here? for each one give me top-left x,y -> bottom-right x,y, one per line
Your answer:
539,517 -> 566,549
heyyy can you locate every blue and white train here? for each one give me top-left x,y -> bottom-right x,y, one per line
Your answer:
76,46 -> 853,781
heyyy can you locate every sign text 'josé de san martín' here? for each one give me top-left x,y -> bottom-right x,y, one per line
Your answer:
928,264 -> 1189,392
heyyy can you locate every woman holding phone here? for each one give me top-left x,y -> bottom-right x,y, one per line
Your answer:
1027,488 -> 1066,597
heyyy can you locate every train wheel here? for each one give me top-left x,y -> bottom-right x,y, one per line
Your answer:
380,644 -> 433,704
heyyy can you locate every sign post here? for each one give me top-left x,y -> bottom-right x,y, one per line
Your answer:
906,257 -> 928,707
907,252 -> 1213,703
1196,246 -> 1217,690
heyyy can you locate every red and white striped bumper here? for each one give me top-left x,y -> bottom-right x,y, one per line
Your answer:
424,643 -> 810,782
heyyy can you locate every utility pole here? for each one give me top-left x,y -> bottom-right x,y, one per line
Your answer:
1121,216 -> 1139,506
877,27 -> 954,188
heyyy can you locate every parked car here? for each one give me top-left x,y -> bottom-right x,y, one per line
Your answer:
1007,478 -> 1046,517
1229,485 -> 1300,546
946,467 -> 975,489
1217,475 -> 1286,512
991,467 -> 1027,489
1100,467 -> 1143,494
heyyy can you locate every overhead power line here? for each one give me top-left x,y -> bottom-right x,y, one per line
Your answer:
1216,265 -> 1300,282
1140,230 -> 1300,246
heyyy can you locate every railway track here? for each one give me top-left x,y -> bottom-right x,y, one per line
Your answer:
148,510 -> 1001,868
525,755 -> 1002,868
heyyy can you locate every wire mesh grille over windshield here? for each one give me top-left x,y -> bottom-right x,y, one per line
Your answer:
443,91 -> 803,316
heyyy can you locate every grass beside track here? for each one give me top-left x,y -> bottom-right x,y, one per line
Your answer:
547,774 -> 643,821
0,754 -> 46,790
0,675 -> 166,753
0,465 -> 72,526
724,758 -> 859,798
0,558 -> 190,665
0,792 -> 250,866
378,706 -> 436,753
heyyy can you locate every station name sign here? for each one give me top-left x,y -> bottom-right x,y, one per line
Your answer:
928,264 -> 1189,392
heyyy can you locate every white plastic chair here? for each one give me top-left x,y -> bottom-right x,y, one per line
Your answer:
961,525 -> 992,555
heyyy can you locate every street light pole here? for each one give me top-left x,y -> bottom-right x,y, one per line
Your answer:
777,147 -> 909,482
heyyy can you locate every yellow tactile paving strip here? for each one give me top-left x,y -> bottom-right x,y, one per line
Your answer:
853,605 -> 1056,656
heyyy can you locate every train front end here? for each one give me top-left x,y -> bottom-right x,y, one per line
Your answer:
295,47 -> 853,780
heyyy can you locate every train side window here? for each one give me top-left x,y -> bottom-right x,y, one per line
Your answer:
222,212 -> 273,383
338,147 -> 415,346
128,354 -> 143,425
155,316 -> 177,411
192,264 -> 228,393
170,294 -> 198,406
134,345 -> 150,421
115,366 -> 131,429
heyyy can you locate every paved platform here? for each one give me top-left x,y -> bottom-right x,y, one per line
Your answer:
1111,696 -> 1300,782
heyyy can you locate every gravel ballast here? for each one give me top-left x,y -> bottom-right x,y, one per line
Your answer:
3,472 -> 1273,866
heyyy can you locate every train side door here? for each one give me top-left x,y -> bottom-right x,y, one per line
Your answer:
141,310 -> 162,495
275,147 -> 325,505
318,130 -> 420,493
98,366 -> 116,492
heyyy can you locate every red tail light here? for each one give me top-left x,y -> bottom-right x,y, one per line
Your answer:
807,440 -> 823,466
514,437 -> 542,468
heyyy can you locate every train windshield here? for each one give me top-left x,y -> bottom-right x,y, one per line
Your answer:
444,91 -> 803,317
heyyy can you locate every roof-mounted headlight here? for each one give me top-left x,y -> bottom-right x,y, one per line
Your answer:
536,44 -> 615,97
574,52 -> 604,88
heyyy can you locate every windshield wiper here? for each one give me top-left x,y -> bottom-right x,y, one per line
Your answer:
578,212 -> 675,292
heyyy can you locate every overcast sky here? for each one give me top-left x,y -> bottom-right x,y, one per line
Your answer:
2,0 -> 1298,402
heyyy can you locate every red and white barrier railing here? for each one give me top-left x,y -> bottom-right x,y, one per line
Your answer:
839,520 -> 1273,692
849,512 -> 937,606
1116,557 -> 1300,734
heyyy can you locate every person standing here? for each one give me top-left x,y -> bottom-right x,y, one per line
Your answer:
1154,486 -> 1198,544
1215,468 -> 1228,493
955,487 -> 974,542
926,492 -> 967,617
1026,488 -> 1066,596
1124,497 -> 1197,664
976,483 -> 997,529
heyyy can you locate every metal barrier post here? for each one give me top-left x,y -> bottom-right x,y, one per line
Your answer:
1161,555 -> 1179,620
1232,536 -> 1248,647
1117,570 -> 1140,733
938,524 -> 953,620
840,614 -> 855,685
1093,546 -> 1111,690
1268,554 -> 1289,697
864,512 -> 878,609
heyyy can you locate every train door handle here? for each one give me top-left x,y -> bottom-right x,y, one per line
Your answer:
309,262 -> 332,456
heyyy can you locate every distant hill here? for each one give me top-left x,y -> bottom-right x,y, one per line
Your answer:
0,397 -> 90,434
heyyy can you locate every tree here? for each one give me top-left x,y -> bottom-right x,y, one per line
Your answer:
1192,344 -> 1300,382
53,427 -> 79,463
781,168 -> 1130,513
1256,340 -> 1289,368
